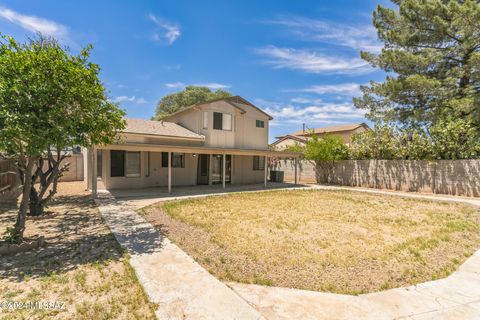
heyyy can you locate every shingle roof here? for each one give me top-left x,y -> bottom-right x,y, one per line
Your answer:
270,134 -> 307,146
277,123 -> 369,139
124,118 -> 204,140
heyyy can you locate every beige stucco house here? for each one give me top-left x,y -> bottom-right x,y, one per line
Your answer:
271,123 -> 370,150
86,96 -> 300,195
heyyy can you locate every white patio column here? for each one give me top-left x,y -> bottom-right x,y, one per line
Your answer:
294,157 -> 298,185
168,151 -> 172,193
222,154 -> 226,189
264,155 -> 268,187
92,147 -> 97,198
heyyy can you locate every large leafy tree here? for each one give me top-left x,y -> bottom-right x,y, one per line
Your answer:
0,35 -> 125,241
349,120 -> 479,160
304,134 -> 349,183
354,0 -> 480,130
153,86 -> 232,119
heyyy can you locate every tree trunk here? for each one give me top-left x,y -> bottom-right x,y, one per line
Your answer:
29,186 -> 44,216
27,150 -> 68,217
13,157 -> 37,243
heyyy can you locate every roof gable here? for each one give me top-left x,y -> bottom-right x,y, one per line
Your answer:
162,96 -> 273,120
276,123 -> 369,139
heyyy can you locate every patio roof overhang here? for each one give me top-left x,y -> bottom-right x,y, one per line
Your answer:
97,143 -> 302,158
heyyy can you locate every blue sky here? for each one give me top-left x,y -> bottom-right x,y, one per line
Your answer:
0,0 -> 389,141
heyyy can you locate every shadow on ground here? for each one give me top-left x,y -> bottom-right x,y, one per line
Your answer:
0,195 -> 123,281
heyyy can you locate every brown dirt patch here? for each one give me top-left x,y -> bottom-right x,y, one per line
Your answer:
0,183 -> 156,319
141,189 -> 480,295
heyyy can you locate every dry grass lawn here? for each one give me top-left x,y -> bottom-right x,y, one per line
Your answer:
0,182 -> 156,319
142,189 -> 480,295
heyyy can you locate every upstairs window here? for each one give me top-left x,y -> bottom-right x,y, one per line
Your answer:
256,120 -> 265,128
213,112 -> 232,131
223,114 -> 232,130
253,156 -> 265,171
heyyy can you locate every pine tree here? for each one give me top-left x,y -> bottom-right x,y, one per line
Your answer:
354,0 -> 480,130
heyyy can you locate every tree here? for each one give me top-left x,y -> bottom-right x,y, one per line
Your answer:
0,35 -> 125,241
349,125 -> 401,160
348,120 -> 479,160
304,134 -> 348,183
354,0 -> 480,131
153,86 -> 232,119
428,117 -> 480,159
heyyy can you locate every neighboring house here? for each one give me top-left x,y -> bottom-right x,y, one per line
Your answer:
271,123 -> 370,150
86,96 -> 300,194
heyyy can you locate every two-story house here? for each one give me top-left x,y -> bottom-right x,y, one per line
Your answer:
86,96 -> 300,196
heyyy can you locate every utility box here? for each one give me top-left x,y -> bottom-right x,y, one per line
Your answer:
270,170 -> 284,182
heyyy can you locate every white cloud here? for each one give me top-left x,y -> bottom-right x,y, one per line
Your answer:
165,82 -> 231,90
165,82 -> 185,88
255,46 -> 373,75
300,83 -> 362,96
193,83 -> 231,90
149,14 -> 180,44
291,97 -> 323,104
265,16 -> 382,53
0,6 -> 68,38
255,98 -> 366,127
112,96 -> 147,104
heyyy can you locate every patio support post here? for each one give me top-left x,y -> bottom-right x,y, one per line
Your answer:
264,155 -> 268,187
222,153 -> 226,189
294,157 -> 298,185
92,147 -> 97,198
168,151 -> 172,193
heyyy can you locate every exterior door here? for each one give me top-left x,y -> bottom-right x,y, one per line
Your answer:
212,154 -> 231,184
197,154 -> 209,185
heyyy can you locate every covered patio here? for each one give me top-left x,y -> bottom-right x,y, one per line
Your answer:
87,143 -> 301,198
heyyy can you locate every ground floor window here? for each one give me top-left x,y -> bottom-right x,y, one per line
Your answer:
110,150 -> 140,177
253,156 -> 265,171
161,152 -> 185,168
111,150 -> 125,177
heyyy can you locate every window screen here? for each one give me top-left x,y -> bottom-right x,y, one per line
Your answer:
161,152 -> 184,168
172,153 -> 185,168
125,152 -> 140,177
256,120 -> 265,128
213,112 -> 223,130
111,150 -> 125,177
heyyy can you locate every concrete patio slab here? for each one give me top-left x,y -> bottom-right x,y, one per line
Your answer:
95,193 -> 264,320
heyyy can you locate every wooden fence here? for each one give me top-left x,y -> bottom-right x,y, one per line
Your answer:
0,159 -> 17,193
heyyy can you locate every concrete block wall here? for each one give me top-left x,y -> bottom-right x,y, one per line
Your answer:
276,159 -> 480,197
